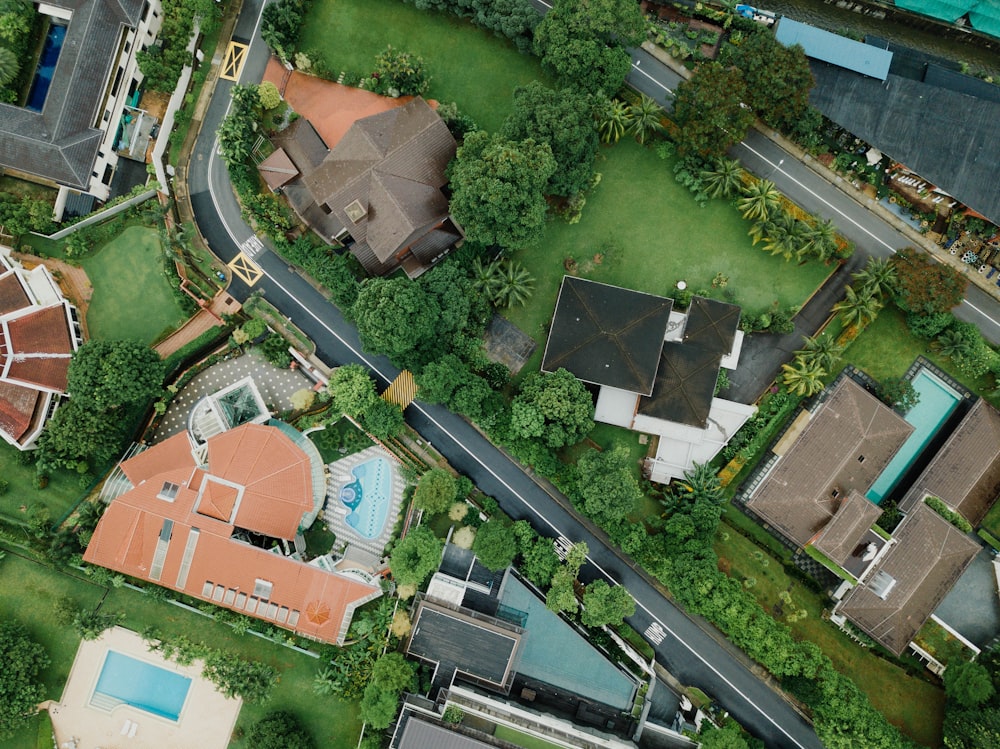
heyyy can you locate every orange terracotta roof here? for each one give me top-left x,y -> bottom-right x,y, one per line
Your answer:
83,422 -> 381,644
0,381 -> 42,442
5,356 -> 71,392
6,304 -> 73,355
0,272 -> 29,315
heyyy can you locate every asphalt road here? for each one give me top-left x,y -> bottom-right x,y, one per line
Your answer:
185,4 -> 826,747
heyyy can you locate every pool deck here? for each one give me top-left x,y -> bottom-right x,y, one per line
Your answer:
48,627 -> 240,749
324,445 -> 407,560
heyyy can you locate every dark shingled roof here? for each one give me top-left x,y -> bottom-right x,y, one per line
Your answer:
257,148 -> 299,191
302,97 -> 457,264
898,399 -> 1000,526
636,297 -> 741,428
397,718 -> 497,749
0,0 -> 144,189
838,503 -> 979,656
541,277 -> 673,396
812,490 -> 883,568
406,601 -> 521,689
808,61 -> 1000,226
746,378 -> 913,548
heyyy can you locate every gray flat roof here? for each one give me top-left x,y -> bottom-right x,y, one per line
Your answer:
406,602 -> 520,687
775,17 -> 892,80
397,717 -> 497,749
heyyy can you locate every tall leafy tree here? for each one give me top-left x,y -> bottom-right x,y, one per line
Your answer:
944,661 -> 995,709
626,94 -> 664,145
0,621 -> 49,740
448,131 -> 556,249
833,285 -> 882,329
327,363 -> 379,419
672,62 -> 754,159
359,653 -> 415,729
352,277 -> 440,369
852,256 -> 898,299
472,517 -> 519,571
0,46 -> 18,86
725,30 -> 814,132
389,525 -> 443,587
67,340 -> 165,410
501,82 -> 600,197
580,580 -> 635,627
510,368 -> 594,448
413,468 -> 458,515
247,711 -> 315,749
598,99 -> 630,144
575,444 -> 643,526
490,260 -> 535,308
890,246 -> 967,315
533,0 -> 645,95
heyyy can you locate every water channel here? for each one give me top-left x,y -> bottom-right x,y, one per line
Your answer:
760,0 -> 1000,74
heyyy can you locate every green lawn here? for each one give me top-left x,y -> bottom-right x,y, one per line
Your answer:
0,443 -> 86,526
505,140 -> 834,364
82,225 -> 187,344
714,526 -> 945,747
308,418 -> 373,463
299,0 -> 551,133
838,306 -> 996,404
493,725 -> 564,749
0,551 -> 361,749
0,554 -> 105,749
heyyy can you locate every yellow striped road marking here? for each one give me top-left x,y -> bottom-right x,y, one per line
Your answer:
228,252 -> 263,286
221,41 -> 248,81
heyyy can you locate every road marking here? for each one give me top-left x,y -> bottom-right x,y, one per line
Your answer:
205,141 -> 810,749
240,234 -> 265,259
645,621 -> 667,646
630,58 -> 673,95
220,41 -> 248,81
227,251 -> 263,286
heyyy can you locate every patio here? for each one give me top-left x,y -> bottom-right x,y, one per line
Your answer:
322,444 -> 407,564
48,627 -> 240,749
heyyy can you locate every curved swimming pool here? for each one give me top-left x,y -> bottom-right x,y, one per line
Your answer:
340,457 -> 393,540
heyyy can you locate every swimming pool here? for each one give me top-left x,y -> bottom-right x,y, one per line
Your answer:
340,457 -> 393,540
25,23 -> 66,113
866,369 -> 961,504
91,651 -> 191,721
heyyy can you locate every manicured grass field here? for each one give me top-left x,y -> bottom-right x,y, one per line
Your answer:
0,554 -> 105,749
299,0 -> 550,133
0,551 -> 361,749
82,225 -> 187,344
505,140 -> 834,359
0,443 -> 85,526
714,525 -> 945,747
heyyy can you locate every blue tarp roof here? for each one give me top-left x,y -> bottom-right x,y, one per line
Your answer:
775,17 -> 893,81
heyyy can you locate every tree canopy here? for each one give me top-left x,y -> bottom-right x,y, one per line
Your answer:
359,653 -> 416,729
389,525 -> 443,587
574,443 -> 643,527
472,517 -> 519,571
413,468 -> 458,515
890,246 -> 967,315
0,620 -> 49,739
246,711 -> 316,749
533,0 -> 645,94
671,62 -> 755,159
67,339 -> 165,410
448,131 -> 556,249
327,364 -> 378,418
580,579 -> 635,627
945,660 -> 996,709
353,278 -> 440,369
501,82 -> 600,198
510,368 -> 594,448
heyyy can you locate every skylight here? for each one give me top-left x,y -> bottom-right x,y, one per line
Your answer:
157,481 -> 180,502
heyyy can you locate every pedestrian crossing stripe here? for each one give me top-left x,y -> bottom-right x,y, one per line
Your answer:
645,621 -> 666,645
228,252 -> 263,287
221,41 -> 248,82
240,234 -> 265,259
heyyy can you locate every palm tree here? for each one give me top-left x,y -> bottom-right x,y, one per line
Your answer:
626,94 -> 664,145
470,256 -> 500,298
795,334 -> 845,372
781,355 -> 827,397
598,99 -> 629,144
852,256 -> 898,299
678,462 -> 725,504
0,46 -> 20,87
801,218 -> 839,262
700,158 -> 743,200
737,179 -> 781,222
934,328 -> 974,359
491,260 -> 535,308
758,210 -> 806,262
833,285 -> 882,329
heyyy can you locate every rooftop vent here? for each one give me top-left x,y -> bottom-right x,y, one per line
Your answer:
344,199 -> 366,223
869,570 -> 897,600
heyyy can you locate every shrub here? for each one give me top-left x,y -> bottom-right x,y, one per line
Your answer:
925,496 -> 973,533
258,81 -> 282,110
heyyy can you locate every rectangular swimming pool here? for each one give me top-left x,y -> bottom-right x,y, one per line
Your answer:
25,22 -> 66,113
866,368 -> 961,504
91,651 -> 192,721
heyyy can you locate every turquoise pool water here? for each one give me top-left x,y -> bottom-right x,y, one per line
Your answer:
92,651 -> 191,721
341,457 -> 392,539
866,369 -> 961,504
26,23 -> 66,112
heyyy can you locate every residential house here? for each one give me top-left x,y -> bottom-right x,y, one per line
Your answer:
84,422 -> 382,644
0,0 -> 163,215
264,96 -> 463,278
540,276 -> 755,483
0,246 -> 81,449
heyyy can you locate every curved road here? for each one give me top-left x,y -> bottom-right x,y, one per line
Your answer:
186,4 -> 823,748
